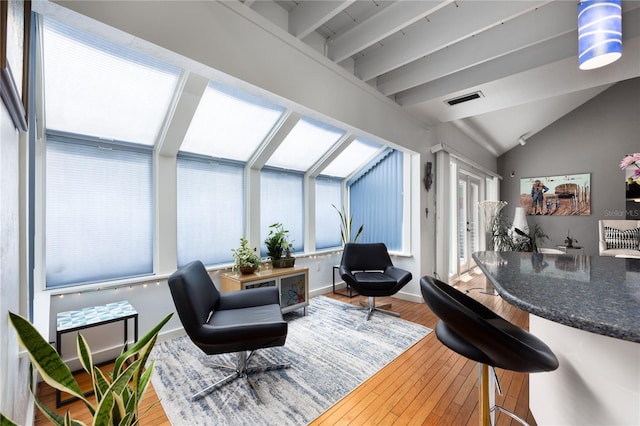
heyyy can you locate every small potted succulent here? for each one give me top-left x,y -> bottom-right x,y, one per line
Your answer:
264,223 -> 295,268
231,237 -> 262,274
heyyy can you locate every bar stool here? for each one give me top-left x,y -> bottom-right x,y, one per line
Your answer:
420,276 -> 559,426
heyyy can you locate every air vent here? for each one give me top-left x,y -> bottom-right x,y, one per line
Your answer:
445,91 -> 484,106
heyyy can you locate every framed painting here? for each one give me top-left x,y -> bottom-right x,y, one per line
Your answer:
1,0 -> 31,131
520,173 -> 591,216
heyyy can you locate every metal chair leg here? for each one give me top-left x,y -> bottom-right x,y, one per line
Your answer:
478,363 -> 529,426
192,350 -> 291,401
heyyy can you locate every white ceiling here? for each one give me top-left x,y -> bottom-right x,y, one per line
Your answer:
250,0 -> 640,156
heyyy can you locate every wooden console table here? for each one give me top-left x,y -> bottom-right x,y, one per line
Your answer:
220,266 -> 309,315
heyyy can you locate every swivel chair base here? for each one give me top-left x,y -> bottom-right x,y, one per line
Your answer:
479,364 -> 529,426
347,296 -> 400,322
193,350 -> 291,401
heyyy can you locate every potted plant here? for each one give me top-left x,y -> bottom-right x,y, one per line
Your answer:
231,237 -> 262,274
332,204 -> 364,245
491,210 -> 548,252
0,311 -> 172,426
264,223 -> 295,268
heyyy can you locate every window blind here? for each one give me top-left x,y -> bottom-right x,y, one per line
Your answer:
177,155 -> 245,267
349,149 -> 403,250
315,177 -> 342,249
45,136 -> 153,287
260,168 -> 304,255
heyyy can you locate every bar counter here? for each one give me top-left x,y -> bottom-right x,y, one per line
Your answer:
473,251 -> 640,425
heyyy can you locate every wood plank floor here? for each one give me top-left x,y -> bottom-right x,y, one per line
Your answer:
36,269 -> 535,425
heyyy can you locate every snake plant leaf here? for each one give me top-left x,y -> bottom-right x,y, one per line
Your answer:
137,359 -> 155,401
113,313 -> 172,375
92,391 -> 115,426
77,334 -> 93,377
92,360 -> 140,426
132,335 -> 157,393
112,392 -> 126,426
8,313 -> 87,405
92,366 -> 110,401
0,413 -> 19,426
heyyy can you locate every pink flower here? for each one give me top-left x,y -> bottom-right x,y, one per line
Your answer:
620,153 -> 640,169
634,169 -> 640,177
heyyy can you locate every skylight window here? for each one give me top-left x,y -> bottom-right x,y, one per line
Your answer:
266,117 -> 345,172
180,82 -> 285,161
42,17 -> 181,145
320,137 -> 383,178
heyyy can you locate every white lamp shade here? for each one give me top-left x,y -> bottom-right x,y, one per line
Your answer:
578,0 -> 622,70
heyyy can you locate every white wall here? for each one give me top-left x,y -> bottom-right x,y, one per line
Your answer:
0,102 -> 29,423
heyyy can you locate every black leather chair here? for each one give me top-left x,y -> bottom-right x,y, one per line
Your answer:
168,260 -> 290,400
339,243 -> 412,321
420,276 -> 558,426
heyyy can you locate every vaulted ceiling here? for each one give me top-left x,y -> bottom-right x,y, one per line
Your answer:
250,0 -> 640,155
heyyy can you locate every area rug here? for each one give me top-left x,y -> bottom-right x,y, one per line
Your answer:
150,296 -> 431,425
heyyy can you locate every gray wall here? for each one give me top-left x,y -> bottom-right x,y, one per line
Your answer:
498,77 -> 640,256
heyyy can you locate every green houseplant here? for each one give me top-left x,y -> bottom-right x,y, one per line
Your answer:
264,223 -> 295,268
0,311 -> 172,426
491,211 -> 548,252
231,237 -> 262,274
332,204 -> 364,245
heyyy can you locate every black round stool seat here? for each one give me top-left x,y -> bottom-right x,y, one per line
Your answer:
420,276 -> 558,373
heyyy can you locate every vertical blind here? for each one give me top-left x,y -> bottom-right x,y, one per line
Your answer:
176,156 -> 244,267
46,136 -> 153,287
260,168 -> 304,255
315,177 -> 342,249
349,149 -> 403,250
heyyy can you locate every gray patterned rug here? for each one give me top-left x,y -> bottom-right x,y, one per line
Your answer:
150,295 -> 431,425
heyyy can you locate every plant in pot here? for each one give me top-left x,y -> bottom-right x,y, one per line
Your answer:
265,222 -> 295,268
0,311 -> 172,426
332,204 -> 364,244
231,237 -> 262,275
491,210 -> 548,252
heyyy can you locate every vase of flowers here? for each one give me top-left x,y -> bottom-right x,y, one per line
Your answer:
620,152 -> 640,179
621,153 -> 640,199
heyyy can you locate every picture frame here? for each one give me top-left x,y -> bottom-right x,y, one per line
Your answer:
1,0 -> 31,132
520,173 -> 591,216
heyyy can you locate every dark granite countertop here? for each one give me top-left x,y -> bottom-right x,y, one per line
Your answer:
472,251 -> 640,343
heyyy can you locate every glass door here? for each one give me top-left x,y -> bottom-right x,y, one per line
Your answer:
456,172 -> 482,278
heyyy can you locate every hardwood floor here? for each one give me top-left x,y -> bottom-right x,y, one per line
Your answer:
36,270 -> 535,425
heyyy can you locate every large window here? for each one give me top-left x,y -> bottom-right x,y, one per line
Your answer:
349,149 -> 403,250
42,17 -> 181,145
176,155 -> 244,267
41,16 -> 180,287
315,177 -> 342,249
260,168 -> 304,255
266,117 -> 344,172
180,82 -> 285,160
45,135 -> 153,287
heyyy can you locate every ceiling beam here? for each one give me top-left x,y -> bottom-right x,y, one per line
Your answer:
156,72 -> 209,157
396,5 -> 640,109
377,1 -> 576,96
327,0 -> 451,63
289,1 -> 354,40
248,110 -> 302,170
353,1 -> 546,82
307,133 -> 356,178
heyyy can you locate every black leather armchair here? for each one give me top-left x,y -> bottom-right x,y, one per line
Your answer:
339,243 -> 412,321
168,260 -> 289,400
